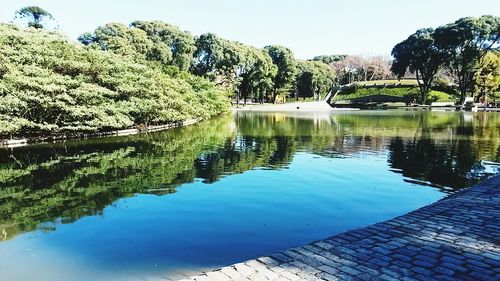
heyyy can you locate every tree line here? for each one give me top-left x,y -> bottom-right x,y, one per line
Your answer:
4,6 -> 499,116
0,7 -> 230,137
79,22 -> 336,104
11,6 -> 337,106
391,15 -> 499,104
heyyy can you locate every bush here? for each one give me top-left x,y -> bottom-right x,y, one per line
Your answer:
0,24 -> 229,137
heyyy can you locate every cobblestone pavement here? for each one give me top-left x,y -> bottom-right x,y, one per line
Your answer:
182,175 -> 500,281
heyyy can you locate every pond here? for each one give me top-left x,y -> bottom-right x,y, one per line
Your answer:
0,110 -> 499,281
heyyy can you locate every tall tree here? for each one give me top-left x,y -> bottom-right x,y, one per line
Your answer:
391,28 -> 446,104
474,51 -> 500,103
79,23 -> 161,62
434,15 -> 500,103
237,47 -> 276,105
264,45 -> 297,103
15,6 -> 53,29
131,21 -> 196,71
296,61 -> 334,101
191,33 -> 224,77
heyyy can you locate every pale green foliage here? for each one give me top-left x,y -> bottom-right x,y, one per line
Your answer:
132,21 -> 196,71
0,24 -> 228,136
81,21 -> 196,71
474,51 -> 500,101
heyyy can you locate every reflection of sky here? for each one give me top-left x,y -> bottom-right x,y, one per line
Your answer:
0,152 -> 444,281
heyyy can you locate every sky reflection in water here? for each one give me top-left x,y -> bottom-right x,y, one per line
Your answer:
0,111 -> 499,280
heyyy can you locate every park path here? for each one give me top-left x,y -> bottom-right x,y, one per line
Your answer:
182,175 -> 500,281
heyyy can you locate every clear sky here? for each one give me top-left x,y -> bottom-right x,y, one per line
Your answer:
1,0 -> 498,59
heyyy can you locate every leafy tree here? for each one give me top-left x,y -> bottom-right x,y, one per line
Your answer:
296,61 -> 334,101
131,21 -> 196,71
474,51 -> 500,103
191,33 -> 224,77
80,23 -> 160,62
264,45 -> 297,103
237,46 -> 277,104
15,6 -> 53,29
434,15 -> 500,103
312,54 -> 347,64
391,28 -> 446,104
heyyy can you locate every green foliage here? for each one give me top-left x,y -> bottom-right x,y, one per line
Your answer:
296,61 -> 334,100
312,54 -> 347,64
80,22 -> 172,65
237,46 -> 277,104
433,15 -> 500,103
334,87 -> 420,101
264,45 -> 298,103
392,15 -> 500,104
131,21 -> 196,71
15,6 -> 53,29
426,90 -> 454,103
474,51 -> 500,102
333,86 -> 454,104
391,28 -> 447,103
1,111 -> 498,240
0,24 -> 228,137
0,115 -> 235,240
191,33 -> 224,77
191,33 -> 280,103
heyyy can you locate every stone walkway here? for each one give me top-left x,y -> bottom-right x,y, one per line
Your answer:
182,176 -> 500,281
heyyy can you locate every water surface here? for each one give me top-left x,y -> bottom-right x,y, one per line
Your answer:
0,111 -> 499,280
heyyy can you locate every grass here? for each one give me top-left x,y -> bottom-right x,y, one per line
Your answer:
352,79 -> 419,86
333,87 -> 455,103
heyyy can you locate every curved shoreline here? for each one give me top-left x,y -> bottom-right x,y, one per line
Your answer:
0,118 -> 201,149
183,175 -> 500,280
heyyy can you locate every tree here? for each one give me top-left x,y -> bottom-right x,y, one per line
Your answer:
391,28 -> 446,104
237,46 -> 276,105
191,33 -> 224,77
312,55 -> 347,64
264,45 -> 297,103
79,23 -> 160,62
296,61 -> 334,101
15,6 -> 53,29
131,21 -> 196,71
474,51 -> 500,103
330,56 -> 362,85
434,15 -> 500,103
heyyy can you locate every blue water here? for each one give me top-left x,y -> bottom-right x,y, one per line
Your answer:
1,111 -> 499,280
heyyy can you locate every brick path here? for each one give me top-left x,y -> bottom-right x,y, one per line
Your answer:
182,175 -> 500,281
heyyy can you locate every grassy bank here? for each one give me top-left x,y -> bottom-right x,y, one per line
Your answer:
0,24 -> 229,138
332,86 -> 454,104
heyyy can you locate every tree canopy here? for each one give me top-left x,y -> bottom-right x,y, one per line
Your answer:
264,45 -> 298,103
391,28 -> 447,103
296,61 -> 335,100
0,24 -> 228,137
434,15 -> 500,103
474,51 -> 500,102
15,6 -> 53,29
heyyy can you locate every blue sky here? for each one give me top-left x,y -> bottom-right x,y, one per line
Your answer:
1,0 -> 498,59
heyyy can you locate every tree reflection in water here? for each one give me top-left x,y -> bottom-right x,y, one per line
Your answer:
0,111 -> 498,241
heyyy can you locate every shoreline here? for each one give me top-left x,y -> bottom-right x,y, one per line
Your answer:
0,118 -> 201,149
183,175 -> 500,281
